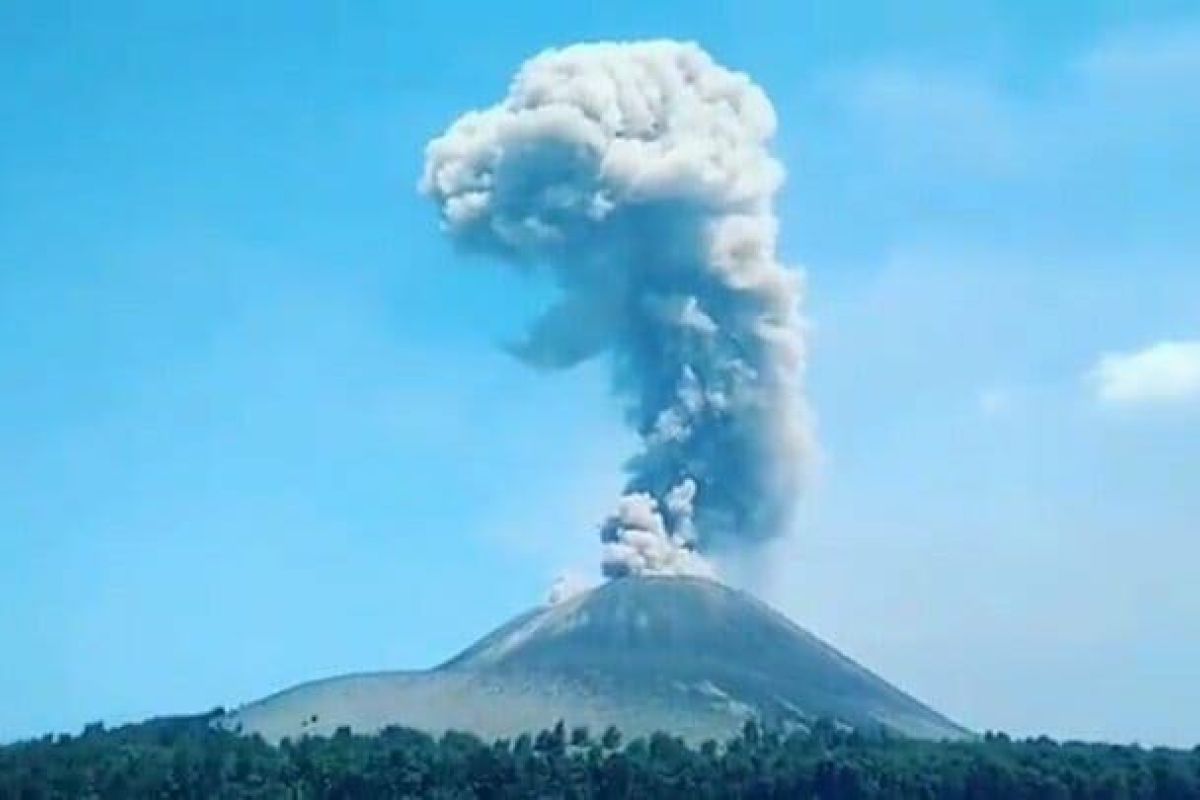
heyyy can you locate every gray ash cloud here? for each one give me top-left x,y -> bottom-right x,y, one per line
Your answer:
421,41 -> 813,577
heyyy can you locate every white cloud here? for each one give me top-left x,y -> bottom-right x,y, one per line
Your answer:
1090,340 -> 1200,406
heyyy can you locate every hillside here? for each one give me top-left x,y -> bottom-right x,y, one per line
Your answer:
223,576 -> 967,743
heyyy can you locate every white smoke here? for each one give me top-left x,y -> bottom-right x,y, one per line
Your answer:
546,570 -> 597,605
598,488 -> 715,578
421,41 -> 813,577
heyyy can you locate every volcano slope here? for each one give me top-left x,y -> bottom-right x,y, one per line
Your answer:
223,577 -> 967,743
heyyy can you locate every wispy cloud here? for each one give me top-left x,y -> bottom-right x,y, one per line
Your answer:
978,387 -> 1014,418
1076,25 -> 1200,87
836,69 -> 1021,179
1089,340 -> 1200,407
817,24 -> 1200,224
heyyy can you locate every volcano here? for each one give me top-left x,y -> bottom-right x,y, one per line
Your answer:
223,577 -> 967,742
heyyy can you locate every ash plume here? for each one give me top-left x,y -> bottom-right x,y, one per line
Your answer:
421,41 -> 813,577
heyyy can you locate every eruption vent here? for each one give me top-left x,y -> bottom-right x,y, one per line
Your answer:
421,41 -> 813,577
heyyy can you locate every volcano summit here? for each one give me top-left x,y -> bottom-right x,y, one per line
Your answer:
223,578 -> 967,743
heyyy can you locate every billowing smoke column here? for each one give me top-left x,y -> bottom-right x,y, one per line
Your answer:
421,41 -> 813,578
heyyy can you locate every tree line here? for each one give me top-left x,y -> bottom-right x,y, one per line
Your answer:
2,709 -> 1198,799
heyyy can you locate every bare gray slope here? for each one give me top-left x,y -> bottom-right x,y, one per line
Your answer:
224,577 -> 967,742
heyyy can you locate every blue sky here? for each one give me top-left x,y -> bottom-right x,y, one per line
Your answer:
2,0 -> 1198,745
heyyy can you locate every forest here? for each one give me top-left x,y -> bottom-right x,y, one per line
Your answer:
2,710 -> 1198,799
